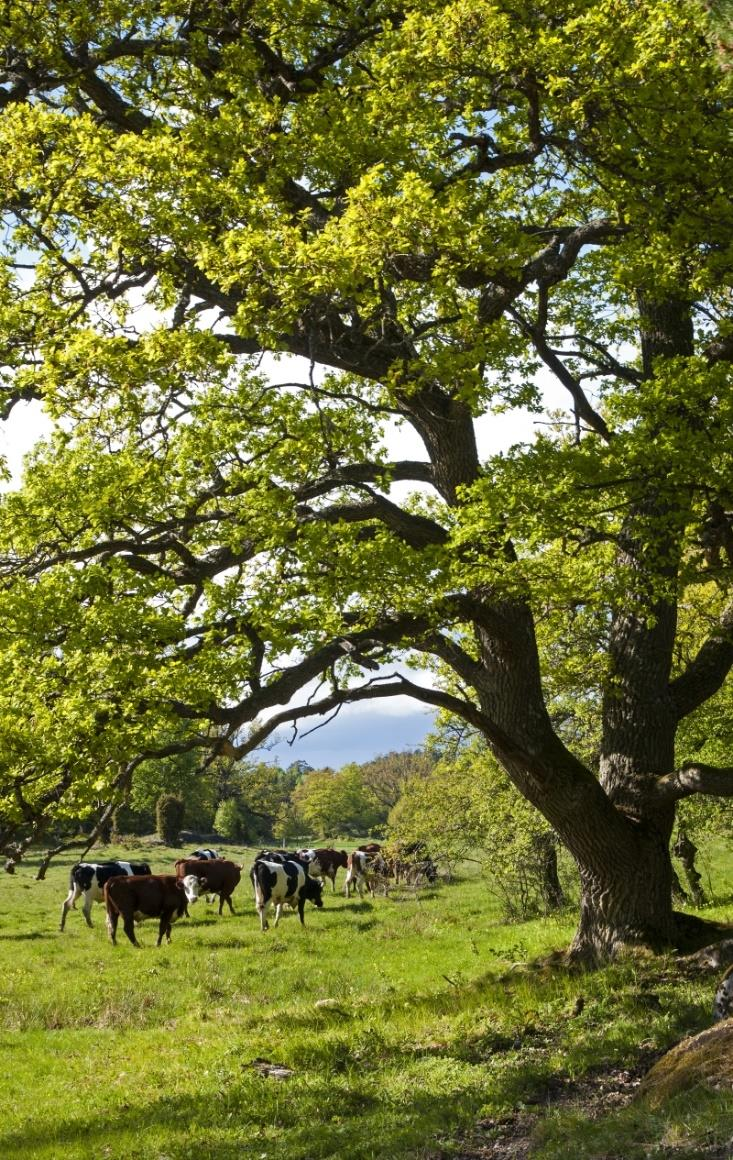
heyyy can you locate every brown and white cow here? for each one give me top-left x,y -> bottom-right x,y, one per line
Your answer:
385,842 -> 438,886
309,848 -> 348,892
60,860 -> 152,931
344,848 -> 388,898
104,873 -> 202,947
174,858 -> 242,915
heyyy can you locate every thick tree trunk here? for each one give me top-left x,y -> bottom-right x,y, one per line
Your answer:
568,829 -> 675,964
533,832 -> 566,912
562,294 -> 696,963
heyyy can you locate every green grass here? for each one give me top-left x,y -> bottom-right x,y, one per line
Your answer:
0,839 -> 730,1159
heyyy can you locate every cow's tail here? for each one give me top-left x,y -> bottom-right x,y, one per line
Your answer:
251,862 -> 266,908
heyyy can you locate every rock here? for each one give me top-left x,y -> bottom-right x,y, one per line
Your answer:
251,1059 -> 294,1080
314,998 -> 348,1015
637,1018 -> 733,1107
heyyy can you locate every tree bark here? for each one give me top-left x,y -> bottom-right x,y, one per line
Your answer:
533,832 -> 566,912
568,826 -> 676,964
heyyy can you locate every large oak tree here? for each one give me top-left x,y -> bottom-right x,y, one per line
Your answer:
1,0 -> 733,961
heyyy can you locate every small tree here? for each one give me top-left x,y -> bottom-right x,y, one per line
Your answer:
156,794 -> 185,846
213,798 -> 247,842
389,739 -> 571,918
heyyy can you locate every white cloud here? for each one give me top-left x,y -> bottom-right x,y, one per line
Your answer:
0,400 -> 53,490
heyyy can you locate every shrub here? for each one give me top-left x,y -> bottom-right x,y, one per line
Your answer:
156,794 -> 185,845
214,798 -> 247,841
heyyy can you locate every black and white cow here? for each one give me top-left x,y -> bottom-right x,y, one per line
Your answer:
250,858 -> 324,931
60,860 -> 152,930
188,848 -> 220,860
255,848 -> 323,877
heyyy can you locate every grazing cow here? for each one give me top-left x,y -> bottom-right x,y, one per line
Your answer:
174,858 -> 241,915
105,873 -> 202,947
309,848 -> 348,892
713,964 -> 733,1022
386,842 -> 438,886
188,848 -> 219,860
60,860 -> 152,931
358,843 -> 382,855
344,849 -> 389,898
250,858 -> 324,931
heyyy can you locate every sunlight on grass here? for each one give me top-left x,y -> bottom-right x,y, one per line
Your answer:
0,840 -> 730,1158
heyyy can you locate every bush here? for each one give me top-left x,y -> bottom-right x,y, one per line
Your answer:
156,794 -> 185,845
214,798 -> 247,841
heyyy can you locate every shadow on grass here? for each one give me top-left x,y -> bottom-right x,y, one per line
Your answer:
0,1078 -> 478,1160
0,930 -> 51,941
341,900 -> 374,914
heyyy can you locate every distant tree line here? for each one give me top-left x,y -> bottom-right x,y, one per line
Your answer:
104,747 -> 436,846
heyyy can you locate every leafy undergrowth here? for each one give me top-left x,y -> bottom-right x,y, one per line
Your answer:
0,840 -> 730,1158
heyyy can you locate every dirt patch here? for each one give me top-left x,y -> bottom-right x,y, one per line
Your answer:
435,1053 -> 662,1159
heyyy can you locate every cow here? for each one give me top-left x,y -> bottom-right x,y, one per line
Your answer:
309,848 -> 348,892
105,873 -> 202,947
386,842 -> 438,886
344,849 -> 389,898
250,858 -> 324,931
174,858 -> 241,915
255,849 -> 322,877
60,860 -> 152,931
713,964 -> 733,1022
188,848 -> 219,860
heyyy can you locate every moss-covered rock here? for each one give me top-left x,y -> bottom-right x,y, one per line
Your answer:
638,1019 -> 733,1108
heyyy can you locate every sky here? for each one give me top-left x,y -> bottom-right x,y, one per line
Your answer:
1,374 -> 567,770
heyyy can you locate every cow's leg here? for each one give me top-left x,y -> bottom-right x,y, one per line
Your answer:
273,902 -> 284,927
122,911 -> 140,947
297,896 -> 306,925
329,870 -> 336,894
344,871 -> 353,898
82,891 -> 95,928
157,912 -> 173,947
59,885 -> 80,930
224,894 -> 235,915
106,907 -> 118,945
258,903 -> 269,932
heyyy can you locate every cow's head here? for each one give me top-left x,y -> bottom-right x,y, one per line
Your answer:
181,874 -> 205,904
304,876 -> 324,909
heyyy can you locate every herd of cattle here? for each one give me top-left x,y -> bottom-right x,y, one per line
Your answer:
59,843 -> 438,948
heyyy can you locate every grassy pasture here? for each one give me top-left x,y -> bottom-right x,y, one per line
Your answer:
0,841 -> 731,1159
